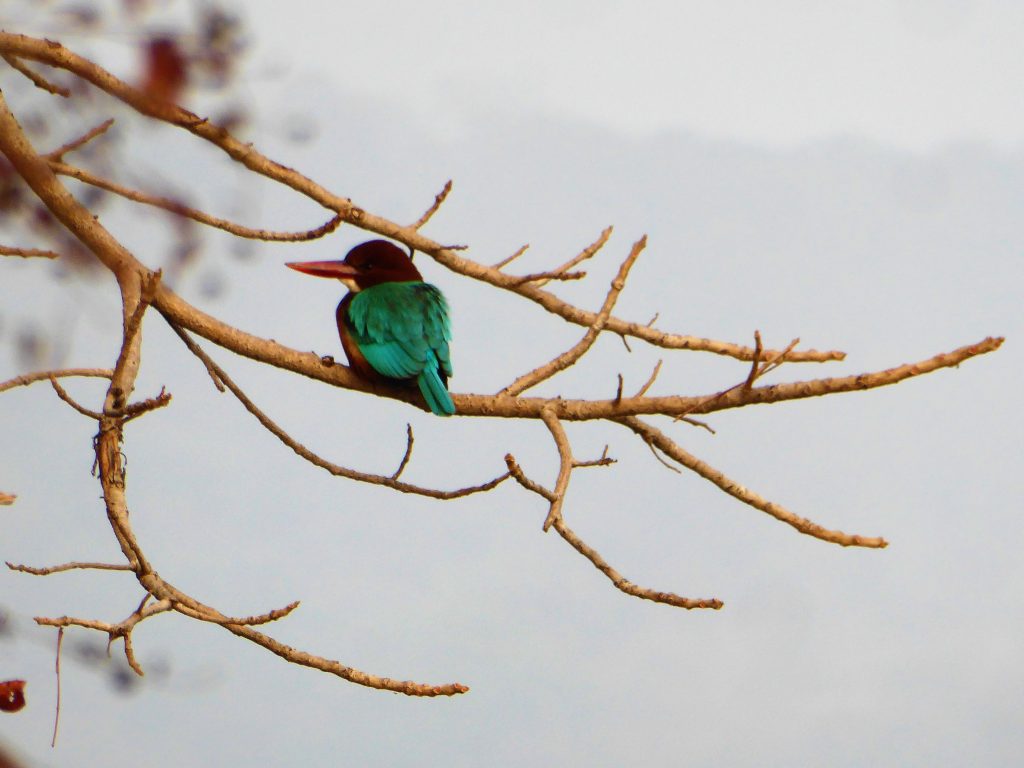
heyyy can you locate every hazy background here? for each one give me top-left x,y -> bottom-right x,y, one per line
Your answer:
2,2 -> 1021,766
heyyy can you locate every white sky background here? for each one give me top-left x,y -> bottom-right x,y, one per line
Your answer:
249,0 -> 1024,151
2,2 -> 1022,766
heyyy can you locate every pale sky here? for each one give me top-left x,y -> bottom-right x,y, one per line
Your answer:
2,3 -> 1021,767
248,0 -> 1024,151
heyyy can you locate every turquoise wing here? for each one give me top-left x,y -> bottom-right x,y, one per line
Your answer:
346,281 -> 454,394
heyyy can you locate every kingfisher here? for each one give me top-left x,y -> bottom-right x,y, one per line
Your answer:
286,240 -> 455,416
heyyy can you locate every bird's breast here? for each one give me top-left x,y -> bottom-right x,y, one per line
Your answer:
335,295 -> 377,380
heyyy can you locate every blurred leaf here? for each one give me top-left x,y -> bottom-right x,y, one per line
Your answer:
0,681 -> 26,714
140,37 -> 188,104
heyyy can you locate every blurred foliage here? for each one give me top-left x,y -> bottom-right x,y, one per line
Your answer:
0,606 -> 171,697
2,0 -> 251,367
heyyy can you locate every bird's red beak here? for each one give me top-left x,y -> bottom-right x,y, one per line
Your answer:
285,260 -> 358,279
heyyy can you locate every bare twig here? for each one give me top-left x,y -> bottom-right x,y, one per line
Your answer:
52,627 -> 63,748
0,492 -> 16,505
37,598 -> 175,677
670,337 -> 1002,421
505,452 -> 719,608
551,518 -> 723,610
411,179 -> 452,230
532,226 -> 613,288
218,620 -> 469,696
573,445 -> 615,469
634,360 -> 663,398
49,377 -> 102,419
643,439 -> 682,474
743,331 -> 763,391
166,318 -> 510,499
0,368 -> 112,394
620,416 -> 888,548
509,267 -> 587,285
51,161 -> 344,242
7,561 -> 133,575
492,243 -> 530,270
174,600 -> 300,627
504,454 -> 555,501
120,387 -> 172,422
500,236 -> 647,396
44,118 -> 115,161
0,244 -> 60,258
679,416 -> 715,434
392,424 -> 415,480
2,53 -> 70,96
677,337 -> 799,423
757,337 -> 800,379
540,407 -> 573,531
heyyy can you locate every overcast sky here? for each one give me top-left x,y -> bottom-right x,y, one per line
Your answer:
247,0 -> 1024,151
2,3 -> 1021,767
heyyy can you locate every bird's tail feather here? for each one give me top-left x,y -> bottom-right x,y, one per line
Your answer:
418,357 -> 455,416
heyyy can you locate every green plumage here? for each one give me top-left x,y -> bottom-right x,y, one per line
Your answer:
345,281 -> 454,415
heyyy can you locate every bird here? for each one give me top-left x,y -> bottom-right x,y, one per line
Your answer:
286,240 -> 455,416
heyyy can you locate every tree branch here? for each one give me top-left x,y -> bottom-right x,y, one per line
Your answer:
0,28 -> 1006,700
531,225 -> 614,288
618,416 -> 888,548
7,561 -> 134,575
0,368 -> 112,394
411,179 -> 452,230
540,407 -> 572,531
165,318 -> 511,499
505,454 -> 719,608
0,244 -> 60,258
500,236 -> 646,396
2,52 -> 70,96
51,160 -> 345,242
43,118 -> 115,161
0,32 -> 844,364
49,376 -> 102,419
551,518 -> 724,610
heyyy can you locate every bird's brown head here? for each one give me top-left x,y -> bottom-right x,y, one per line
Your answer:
286,240 -> 423,291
